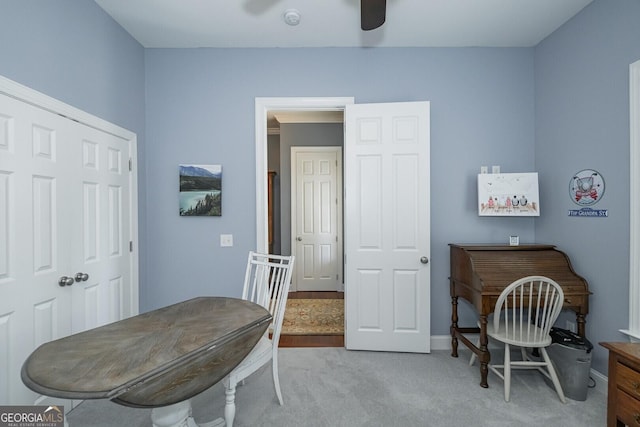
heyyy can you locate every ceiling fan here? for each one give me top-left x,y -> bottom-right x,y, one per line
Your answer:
361,0 -> 386,31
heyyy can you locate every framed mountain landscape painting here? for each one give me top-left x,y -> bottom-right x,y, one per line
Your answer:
179,164 -> 222,216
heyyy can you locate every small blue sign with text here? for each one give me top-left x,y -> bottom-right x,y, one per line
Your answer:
568,208 -> 608,217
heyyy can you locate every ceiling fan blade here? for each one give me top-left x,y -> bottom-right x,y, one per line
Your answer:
361,0 -> 386,31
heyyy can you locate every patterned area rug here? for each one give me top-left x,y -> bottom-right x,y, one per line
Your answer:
281,299 -> 344,335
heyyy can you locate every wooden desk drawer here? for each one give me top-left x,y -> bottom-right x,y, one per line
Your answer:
619,362 -> 640,399
617,389 -> 640,426
562,294 -> 585,309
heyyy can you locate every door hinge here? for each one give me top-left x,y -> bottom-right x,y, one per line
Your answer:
129,241 -> 133,252
129,158 -> 132,172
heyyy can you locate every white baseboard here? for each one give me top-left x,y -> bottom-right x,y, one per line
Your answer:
589,366 -> 608,393
430,334 -> 454,351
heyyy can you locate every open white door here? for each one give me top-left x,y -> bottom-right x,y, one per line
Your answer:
344,101 -> 430,353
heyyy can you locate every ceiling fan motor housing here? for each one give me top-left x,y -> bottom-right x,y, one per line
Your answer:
361,0 -> 386,31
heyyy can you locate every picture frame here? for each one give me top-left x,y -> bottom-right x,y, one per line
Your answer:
478,172 -> 539,217
179,164 -> 222,216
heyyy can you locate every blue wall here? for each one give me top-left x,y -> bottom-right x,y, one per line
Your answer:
144,47 -> 537,331
0,0 -> 144,135
0,0 -> 148,311
1,0 -> 636,377
535,0 -> 640,374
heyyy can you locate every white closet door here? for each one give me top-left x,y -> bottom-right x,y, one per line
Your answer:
0,91 -> 133,408
70,123 -> 131,331
0,94 -> 75,406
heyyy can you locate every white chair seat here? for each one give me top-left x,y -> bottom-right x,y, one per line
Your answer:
486,322 -> 552,348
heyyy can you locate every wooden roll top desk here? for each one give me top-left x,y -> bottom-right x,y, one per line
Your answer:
448,243 -> 591,388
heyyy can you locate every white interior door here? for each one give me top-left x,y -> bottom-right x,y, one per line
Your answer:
71,123 -> 132,331
291,147 -> 342,291
0,83 -> 136,408
344,101 -> 431,353
0,94 -> 75,407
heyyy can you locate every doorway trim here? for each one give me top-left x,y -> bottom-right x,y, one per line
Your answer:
255,97 -> 354,253
622,59 -> 640,341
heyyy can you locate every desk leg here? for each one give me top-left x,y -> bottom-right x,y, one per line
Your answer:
151,400 -> 225,427
478,314 -> 489,388
577,313 -> 586,337
450,295 -> 459,357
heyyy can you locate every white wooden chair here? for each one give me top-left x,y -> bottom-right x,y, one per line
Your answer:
223,252 -> 295,427
470,276 -> 566,403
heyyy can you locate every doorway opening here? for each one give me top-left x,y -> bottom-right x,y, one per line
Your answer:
257,98 -> 432,352
255,97 -> 353,347
254,97 -> 353,254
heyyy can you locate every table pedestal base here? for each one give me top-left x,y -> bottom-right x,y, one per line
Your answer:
151,400 -> 226,427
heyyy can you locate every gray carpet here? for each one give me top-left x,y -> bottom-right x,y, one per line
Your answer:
67,348 -> 606,427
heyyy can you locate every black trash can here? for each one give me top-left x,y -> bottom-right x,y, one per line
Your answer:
543,327 -> 594,401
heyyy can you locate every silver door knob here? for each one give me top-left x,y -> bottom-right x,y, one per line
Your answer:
297,237 -> 302,241
420,256 -> 429,264
58,276 -> 74,287
75,272 -> 89,282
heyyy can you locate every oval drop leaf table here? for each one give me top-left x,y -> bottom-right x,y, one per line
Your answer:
21,297 -> 272,426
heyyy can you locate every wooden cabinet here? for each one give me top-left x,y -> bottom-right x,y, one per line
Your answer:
601,342 -> 640,426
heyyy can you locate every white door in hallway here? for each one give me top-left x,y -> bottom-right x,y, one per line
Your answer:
344,101 -> 431,353
0,87 -> 136,408
291,147 -> 342,291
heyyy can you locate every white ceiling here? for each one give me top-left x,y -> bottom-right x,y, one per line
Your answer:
95,0 -> 593,49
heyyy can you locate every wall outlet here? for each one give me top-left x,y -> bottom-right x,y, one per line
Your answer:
492,165 -> 501,174
220,234 -> 233,247
480,166 -> 488,174
565,320 -> 577,333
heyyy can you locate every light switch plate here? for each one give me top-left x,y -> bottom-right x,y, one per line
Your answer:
220,234 -> 233,247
